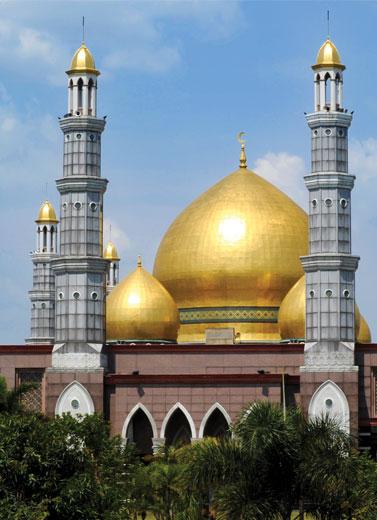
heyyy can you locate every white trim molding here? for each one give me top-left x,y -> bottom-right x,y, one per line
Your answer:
121,403 -> 158,440
198,402 -> 232,438
308,379 -> 350,433
55,380 -> 95,417
160,402 -> 196,440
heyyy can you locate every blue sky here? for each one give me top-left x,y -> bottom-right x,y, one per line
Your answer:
1,1 -> 376,343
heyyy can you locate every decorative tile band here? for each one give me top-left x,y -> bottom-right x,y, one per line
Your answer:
179,306 -> 279,324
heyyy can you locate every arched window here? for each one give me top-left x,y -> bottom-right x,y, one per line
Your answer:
69,79 -> 73,113
77,78 -> 83,111
88,78 -> 94,115
203,408 -> 230,438
164,408 -> 192,447
112,263 -> 117,284
50,226 -> 54,252
335,73 -> 341,109
126,408 -> 154,455
324,72 -> 331,109
42,226 -> 47,252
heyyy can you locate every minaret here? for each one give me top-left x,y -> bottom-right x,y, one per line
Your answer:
50,41 -> 108,369
104,241 -> 120,294
300,38 -> 359,434
27,201 -> 59,344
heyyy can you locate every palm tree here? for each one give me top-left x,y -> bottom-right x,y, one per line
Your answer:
179,401 -> 377,520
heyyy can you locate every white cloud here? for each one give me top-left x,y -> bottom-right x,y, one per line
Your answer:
253,152 -> 307,209
0,19 -> 67,85
349,138 -> 377,181
103,218 -> 131,255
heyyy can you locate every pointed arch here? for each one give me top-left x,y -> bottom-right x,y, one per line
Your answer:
55,380 -> 95,417
308,380 -> 350,433
121,403 -> 158,440
160,402 -> 196,440
199,402 -> 231,438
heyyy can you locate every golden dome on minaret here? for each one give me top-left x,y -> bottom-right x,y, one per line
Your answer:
67,43 -> 100,75
106,257 -> 179,342
313,38 -> 345,70
278,274 -> 371,343
153,140 -> 308,343
104,241 -> 120,261
36,201 -> 58,224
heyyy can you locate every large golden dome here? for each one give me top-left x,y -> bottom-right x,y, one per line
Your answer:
278,274 -> 371,343
153,152 -> 308,342
106,258 -> 179,342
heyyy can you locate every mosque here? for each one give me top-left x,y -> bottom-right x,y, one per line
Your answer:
1,34 -> 377,455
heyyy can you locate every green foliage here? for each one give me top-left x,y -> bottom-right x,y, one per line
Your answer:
178,401 -> 377,520
0,374 -> 37,414
0,412 -> 138,519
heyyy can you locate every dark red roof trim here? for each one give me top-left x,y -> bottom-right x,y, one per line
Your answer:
107,343 -> 305,354
0,345 -> 53,354
105,373 -> 300,386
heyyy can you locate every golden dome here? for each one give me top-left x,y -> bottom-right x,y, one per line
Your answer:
104,241 -> 120,261
358,314 -> 372,343
36,201 -> 58,224
278,274 -> 371,343
67,43 -> 100,75
153,161 -> 308,343
313,39 -> 345,70
106,257 -> 179,342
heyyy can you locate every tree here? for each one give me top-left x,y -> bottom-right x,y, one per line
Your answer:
0,375 -> 37,414
180,401 -> 377,520
0,413 -> 138,520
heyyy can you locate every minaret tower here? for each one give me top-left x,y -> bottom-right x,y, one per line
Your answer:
27,201 -> 59,344
300,38 -> 359,434
50,42 -> 108,369
104,241 -> 120,294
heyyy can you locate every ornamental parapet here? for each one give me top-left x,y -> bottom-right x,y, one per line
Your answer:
56,177 -> 108,194
59,116 -> 106,133
305,111 -> 352,128
304,172 -> 355,190
301,254 -> 359,272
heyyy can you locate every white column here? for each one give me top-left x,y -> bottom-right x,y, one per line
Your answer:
314,79 -> 319,111
36,228 -> 40,251
83,84 -> 89,116
92,85 -> 97,117
330,78 -> 336,111
68,85 -> 72,114
338,80 -> 343,109
46,225 -> 51,253
72,84 -> 78,115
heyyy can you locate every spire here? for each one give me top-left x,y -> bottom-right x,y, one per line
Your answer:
137,255 -> 142,268
237,132 -> 247,169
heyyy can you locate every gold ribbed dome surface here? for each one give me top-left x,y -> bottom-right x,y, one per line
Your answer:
278,274 -> 371,343
104,241 -> 120,261
106,258 -> 179,342
153,164 -> 308,342
313,39 -> 345,70
36,201 -> 58,223
68,43 -> 99,75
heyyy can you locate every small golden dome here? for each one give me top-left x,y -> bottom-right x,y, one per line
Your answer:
67,43 -> 100,75
313,39 -> 345,70
153,161 -> 308,343
106,258 -> 179,342
278,274 -> 370,343
104,241 -> 120,261
36,201 -> 58,224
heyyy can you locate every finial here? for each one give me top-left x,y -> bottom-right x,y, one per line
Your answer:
82,16 -> 85,44
109,223 -> 112,241
137,255 -> 142,268
327,10 -> 330,39
237,131 -> 247,168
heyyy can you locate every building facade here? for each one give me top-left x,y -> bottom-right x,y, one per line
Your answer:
1,37 -> 377,456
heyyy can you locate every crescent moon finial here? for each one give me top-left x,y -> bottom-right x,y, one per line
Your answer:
237,132 -> 247,168
237,131 -> 246,145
